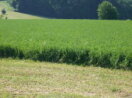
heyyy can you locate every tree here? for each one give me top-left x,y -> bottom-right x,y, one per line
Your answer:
1,9 -> 6,15
9,0 -> 132,19
97,1 -> 119,20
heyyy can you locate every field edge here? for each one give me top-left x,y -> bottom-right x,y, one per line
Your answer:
0,45 -> 131,70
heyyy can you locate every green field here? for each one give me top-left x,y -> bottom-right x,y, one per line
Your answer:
0,20 -> 132,69
0,59 -> 132,98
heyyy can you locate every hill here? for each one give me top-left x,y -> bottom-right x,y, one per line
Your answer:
0,1 -> 43,19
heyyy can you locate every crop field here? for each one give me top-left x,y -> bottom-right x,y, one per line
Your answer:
0,20 -> 132,69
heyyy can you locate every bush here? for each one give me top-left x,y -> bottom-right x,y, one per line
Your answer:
1,9 -> 6,15
97,1 -> 119,20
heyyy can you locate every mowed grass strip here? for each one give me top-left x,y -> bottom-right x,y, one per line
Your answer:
0,59 -> 132,98
0,20 -> 132,69
0,1 -> 43,19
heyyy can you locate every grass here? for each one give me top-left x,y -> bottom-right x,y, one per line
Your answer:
0,1 -> 14,11
0,59 -> 132,98
0,1 -> 43,19
0,19 -> 132,69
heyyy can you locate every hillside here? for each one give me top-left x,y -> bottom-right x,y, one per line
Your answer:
0,1 -> 43,19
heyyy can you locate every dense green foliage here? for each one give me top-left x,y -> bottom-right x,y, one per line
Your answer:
1,8 -> 6,15
6,0 -> 132,19
97,1 -> 119,19
0,20 -> 132,69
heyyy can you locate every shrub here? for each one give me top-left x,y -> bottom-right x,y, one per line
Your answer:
1,9 -> 6,15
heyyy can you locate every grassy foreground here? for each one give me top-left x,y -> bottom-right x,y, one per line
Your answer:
0,59 -> 132,98
0,20 -> 132,69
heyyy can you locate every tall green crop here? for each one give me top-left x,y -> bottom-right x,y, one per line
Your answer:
0,19 -> 132,69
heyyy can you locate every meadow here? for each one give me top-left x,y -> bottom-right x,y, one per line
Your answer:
0,59 -> 132,98
0,1 -> 43,19
0,20 -> 132,69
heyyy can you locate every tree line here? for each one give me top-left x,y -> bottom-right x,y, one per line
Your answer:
7,0 -> 132,19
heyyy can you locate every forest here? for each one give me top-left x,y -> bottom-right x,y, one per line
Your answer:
6,0 -> 132,19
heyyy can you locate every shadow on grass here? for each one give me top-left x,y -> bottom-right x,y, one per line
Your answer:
0,46 -> 131,70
